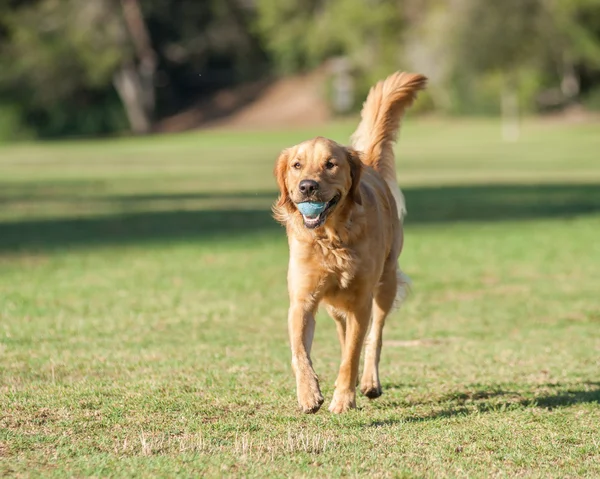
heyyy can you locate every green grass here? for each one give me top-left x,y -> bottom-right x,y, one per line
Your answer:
1,118 -> 600,477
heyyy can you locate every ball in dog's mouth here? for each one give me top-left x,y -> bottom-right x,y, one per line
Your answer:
296,195 -> 340,229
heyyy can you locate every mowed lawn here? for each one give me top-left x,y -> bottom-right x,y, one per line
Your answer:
1,119 -> 599,477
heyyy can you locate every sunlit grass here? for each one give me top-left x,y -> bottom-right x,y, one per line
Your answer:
1,119 -> 599,477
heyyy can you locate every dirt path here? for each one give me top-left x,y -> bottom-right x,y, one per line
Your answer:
156,69 -> 331,132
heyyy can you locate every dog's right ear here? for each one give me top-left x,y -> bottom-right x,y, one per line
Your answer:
346,147 -> 363,206
273,148 -> 291,213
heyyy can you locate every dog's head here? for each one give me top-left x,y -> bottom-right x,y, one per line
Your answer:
273,137 -> 362,229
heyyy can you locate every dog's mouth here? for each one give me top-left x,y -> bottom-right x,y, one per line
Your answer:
296,194 -> 341,229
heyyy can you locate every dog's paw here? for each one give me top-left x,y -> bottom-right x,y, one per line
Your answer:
297,382 -> 324,414
360,377 -> 382,399
328,389 -> 356,414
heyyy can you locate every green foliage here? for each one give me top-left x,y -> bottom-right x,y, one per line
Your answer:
1,0 -> 600,137
420,0 -> 600,114
255,0 -> 404,98
27,91 -> 130,138
253,0 -> 315,72
0,0 -> 128,105
0,102 -> 32,142
0,0 -> 130,138
546,0 -> 600,69
582,86 -> 600,110
454,0 -> 546,74
0,0 -> 268,138
305,0 -> 402,72
255,0 -> 600,116
444,69 -> 546,116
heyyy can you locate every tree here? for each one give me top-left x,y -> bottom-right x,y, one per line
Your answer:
114,0 -> 157,134
0,0 -> 268,137
539,0 -> 600,102
447,0 -> 600,138
1,1 -> 124,102
0,0 -> 159,134
0,0 -> 135,134
452,0 -> 548,140
254,0 -> 404,105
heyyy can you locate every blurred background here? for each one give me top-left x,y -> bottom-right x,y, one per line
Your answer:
0,0 -> 600,140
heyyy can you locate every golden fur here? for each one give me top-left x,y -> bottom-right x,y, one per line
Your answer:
273,72 -> 427,413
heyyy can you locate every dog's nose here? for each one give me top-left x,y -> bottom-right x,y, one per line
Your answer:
299,180 -> 319,196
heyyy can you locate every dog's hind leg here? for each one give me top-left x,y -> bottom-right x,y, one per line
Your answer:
360,267 -> 409,399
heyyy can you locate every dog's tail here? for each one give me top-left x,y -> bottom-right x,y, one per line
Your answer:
351,72 -> 427,220
394,269 -> 411,310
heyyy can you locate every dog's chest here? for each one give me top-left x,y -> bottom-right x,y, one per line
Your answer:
313,240 -> 359,290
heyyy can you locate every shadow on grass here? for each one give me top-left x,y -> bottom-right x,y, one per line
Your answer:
403,183 -> 600,224
368,382 -> 600,426
0,183 -> 599,252
0,183 -> 278,204
0,208 -> 281,252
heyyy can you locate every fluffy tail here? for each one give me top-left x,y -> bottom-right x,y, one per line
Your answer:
394,269 -> 411,310
351,72 -> 427,219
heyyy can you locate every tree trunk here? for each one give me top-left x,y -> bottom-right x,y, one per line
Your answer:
329,57 -> 354,113
501,75 -> 520,142
560,54 -> 580,102
119,0 -> 157,133
113,62 -> 152,134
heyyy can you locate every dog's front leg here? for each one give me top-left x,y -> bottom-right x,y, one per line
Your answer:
288,303 -> 324,413
329,300 -> 372,413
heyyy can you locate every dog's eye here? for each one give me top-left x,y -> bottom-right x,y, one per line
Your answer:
292,162 -> 301,169
325,160 -> 335,170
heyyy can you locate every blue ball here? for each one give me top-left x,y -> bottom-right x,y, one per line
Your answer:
297,201 -> 327,218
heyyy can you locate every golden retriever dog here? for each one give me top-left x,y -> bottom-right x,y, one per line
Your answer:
273,72 -> 427,414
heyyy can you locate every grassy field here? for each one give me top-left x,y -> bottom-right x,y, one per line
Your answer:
1,119 -> 600,477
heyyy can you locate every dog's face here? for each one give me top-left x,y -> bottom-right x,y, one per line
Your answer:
274,137 -> 362,229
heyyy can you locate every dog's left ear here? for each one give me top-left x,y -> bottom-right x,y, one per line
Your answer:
346,148 -> 363,205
